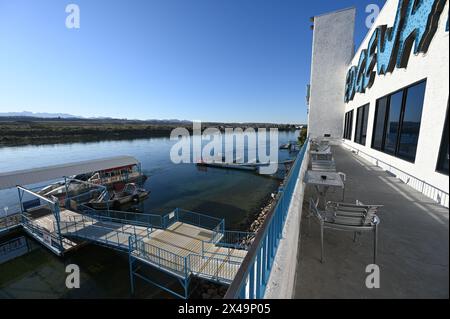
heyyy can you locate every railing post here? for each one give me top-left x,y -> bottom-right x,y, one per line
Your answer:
256,247 -> 262,298
249,264 -> 255,299
128,236 -> 135,296
262,236 -> 267,282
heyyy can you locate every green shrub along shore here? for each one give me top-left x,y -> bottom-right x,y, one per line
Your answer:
0,117 -> 301,146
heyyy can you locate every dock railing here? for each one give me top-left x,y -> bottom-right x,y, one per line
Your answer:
214,230 -> 256,250
21,214 -> 67,252
224,138 -> 309,299
60,215 -> 154,251
176,209 -> 225,232
78,204 -> 163,229
129,235 -> 245,284
129,236 -> 187,277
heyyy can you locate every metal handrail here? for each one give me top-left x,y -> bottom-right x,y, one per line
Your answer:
214,230 -> 256,250
176,208 -> 224,231
130,237 -> 187,274
60,217 -> 153,249
21,215 -> 63,246
224,138 -> 309,299
130,235 -> 246,282
78,204 -> 164,228
345,143 -> 449,196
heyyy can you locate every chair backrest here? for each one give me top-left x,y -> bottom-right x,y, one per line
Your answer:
327,202 -> 380,227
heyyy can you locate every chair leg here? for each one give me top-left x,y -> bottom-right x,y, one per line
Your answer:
373,225 -> 378,265
320,225 -> 324,263
353,231 -> 357,242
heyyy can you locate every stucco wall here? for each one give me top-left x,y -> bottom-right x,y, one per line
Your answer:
343,0 -> 449,203
308,8 -> 356,139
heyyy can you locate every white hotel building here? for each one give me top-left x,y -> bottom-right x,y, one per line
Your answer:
307,0 -> 449,207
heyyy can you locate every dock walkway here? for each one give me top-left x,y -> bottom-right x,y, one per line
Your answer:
59,213 -> 248,284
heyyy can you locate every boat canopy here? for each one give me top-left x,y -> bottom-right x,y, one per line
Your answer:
0,156 -> 140,190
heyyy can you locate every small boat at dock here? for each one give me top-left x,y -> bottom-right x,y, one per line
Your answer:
87,183 -> 149,210
279,143 -> 292,150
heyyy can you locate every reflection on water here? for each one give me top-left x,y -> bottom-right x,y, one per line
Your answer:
0,131 -> 298,298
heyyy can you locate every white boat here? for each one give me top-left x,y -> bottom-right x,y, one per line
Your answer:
87,183 -> 149,210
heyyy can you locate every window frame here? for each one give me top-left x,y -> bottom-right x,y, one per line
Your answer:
354,103 -> 370,146
370,79 -> 427,163
344,110 -> 354,140
436,104 -> 449,175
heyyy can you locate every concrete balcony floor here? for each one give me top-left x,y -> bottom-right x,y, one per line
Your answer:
294,145 -> 449,299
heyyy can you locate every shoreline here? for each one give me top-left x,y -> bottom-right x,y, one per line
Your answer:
0,118 -> 300,147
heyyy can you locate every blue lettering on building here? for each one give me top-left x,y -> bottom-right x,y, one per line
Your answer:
345,0 -> 448,103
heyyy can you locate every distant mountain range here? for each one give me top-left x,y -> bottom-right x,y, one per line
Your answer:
0,111 -> 81,119
0,111 -> 194,123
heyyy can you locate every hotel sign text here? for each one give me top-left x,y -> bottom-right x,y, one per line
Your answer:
345,0 -> 448,103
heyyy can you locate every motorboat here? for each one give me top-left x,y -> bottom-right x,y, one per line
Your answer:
87,183 -> 149,210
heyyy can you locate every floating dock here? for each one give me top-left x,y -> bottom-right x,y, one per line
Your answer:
0,157 -> 255,298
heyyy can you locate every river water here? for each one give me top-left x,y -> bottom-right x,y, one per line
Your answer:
0,130 -> 298,298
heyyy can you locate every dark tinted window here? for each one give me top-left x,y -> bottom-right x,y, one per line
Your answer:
372,97 -> 388,150
437,106 -> 449,175
344,110 -> 354,140
355,108 -> 362,143
355,104 -> 369,145
371,80 -> 426,163
384,91 -> 403,154
398,82 -> 426,161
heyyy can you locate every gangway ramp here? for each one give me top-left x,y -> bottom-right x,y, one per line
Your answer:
58,209 -> 254,298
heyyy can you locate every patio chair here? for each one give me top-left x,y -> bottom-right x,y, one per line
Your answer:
310,139 -> 330,153
308,198 -> 382,264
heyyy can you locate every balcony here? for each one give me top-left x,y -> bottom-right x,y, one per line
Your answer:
294,145 -> 449,298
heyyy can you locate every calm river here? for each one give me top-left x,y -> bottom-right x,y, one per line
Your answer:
0,130 -> 299,298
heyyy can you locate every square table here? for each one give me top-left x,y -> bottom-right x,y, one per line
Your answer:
304,170 -> 345,204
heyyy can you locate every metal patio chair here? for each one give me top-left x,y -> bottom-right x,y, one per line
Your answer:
308,198 -> 382,264
310,139 -> 330,153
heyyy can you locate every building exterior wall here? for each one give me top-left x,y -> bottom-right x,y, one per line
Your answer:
342,0 -> 449,206
307,8 -> 356,139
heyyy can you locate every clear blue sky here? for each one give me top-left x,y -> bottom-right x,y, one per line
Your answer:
0,0 -> 385,124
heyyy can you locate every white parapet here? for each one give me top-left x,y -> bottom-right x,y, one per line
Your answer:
264,143 -> 310,298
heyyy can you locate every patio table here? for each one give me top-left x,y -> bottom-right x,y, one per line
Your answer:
304,170 -> 345,204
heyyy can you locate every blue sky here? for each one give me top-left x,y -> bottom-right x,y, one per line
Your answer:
0,0 -> 385,124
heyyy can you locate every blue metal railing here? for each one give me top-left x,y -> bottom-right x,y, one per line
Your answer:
21,214 -> 65,252
176,209 -> 224,231
224,139 -> 309,299
129,235 -> 246,283
187,253 -> 244,283
78,204 -> 163,228
129,236 -> 188,276
59,215 -> 154,251
214,230 -> 256,250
